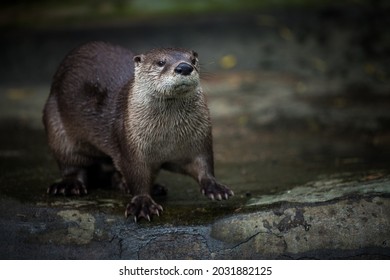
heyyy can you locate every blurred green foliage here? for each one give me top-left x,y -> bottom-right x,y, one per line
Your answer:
0,0 -> 383,28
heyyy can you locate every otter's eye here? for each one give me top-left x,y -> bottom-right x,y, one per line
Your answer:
157,60 -> 166,67
191,58 -> 197,65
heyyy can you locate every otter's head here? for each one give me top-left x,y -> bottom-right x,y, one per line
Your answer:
133,48 -> 200,99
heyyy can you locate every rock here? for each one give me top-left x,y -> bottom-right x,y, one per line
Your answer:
138,233 -> 210,260
210,174 -> 390,259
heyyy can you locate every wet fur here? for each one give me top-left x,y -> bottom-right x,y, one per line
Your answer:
43,41 -> 233,221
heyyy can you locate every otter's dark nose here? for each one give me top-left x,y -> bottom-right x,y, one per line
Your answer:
174,63 -> 193,76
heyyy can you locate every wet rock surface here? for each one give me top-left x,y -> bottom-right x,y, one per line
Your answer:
212,177 -> 390,259
1,7 -> 390,259
1,172 -> 389,259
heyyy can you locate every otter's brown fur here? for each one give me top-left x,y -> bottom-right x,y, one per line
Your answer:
43,41 -> 233,221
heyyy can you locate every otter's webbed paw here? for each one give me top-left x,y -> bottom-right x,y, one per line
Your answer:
47,178 -> 87,196
200,179 -> 234,201
125,195 -> 163,222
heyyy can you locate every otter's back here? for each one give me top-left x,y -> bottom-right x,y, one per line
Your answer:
45,42 -> 135,154
51,41 -> 134,100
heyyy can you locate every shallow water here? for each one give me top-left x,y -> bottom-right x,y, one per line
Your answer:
1,101 -> 389,226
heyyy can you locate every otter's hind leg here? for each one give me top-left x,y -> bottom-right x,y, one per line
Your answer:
47,165 -> 88,195
46,142 -> 95,196
44,97 -> 91,196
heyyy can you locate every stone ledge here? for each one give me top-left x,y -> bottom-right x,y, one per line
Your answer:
211,196 -> 390,259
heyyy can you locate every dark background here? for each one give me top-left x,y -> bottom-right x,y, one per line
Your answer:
0,0 -> 390,260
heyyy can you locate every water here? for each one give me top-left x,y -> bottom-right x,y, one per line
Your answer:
1,85 -> 389,226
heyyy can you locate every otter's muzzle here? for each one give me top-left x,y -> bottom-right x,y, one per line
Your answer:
174,63 -> 193,76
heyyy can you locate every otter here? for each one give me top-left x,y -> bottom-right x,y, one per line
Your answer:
43,41 -> 234,222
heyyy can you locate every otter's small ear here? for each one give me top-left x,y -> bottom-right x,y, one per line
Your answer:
134,55 -> 144,66
192,51 -> 198,58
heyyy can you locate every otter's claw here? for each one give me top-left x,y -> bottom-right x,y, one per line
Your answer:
125,195 -> 163,222
47,178 -> 87,196
201,179 -> 234,201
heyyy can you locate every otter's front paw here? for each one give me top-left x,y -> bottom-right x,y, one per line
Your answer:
125,195 -> 163,222
47,178 -> 87,196
201,179 -> 234,201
